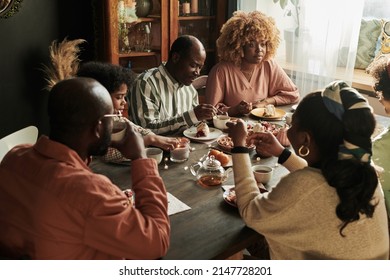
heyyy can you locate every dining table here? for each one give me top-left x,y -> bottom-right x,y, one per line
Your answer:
89,105 -> 390,260
89,107 -> 294,260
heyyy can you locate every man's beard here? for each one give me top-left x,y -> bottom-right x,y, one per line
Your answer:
89,126 -> 112,156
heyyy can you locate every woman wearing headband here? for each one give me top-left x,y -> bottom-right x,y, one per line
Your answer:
227,80 -> 389,259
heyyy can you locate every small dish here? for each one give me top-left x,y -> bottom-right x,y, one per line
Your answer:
208,149 -> 232,168
247,121 -> 283,136
223,185 -> 268,208
183,127 -> 223,141
217,135 -> 255,152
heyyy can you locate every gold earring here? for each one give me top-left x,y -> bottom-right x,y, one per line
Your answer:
298,145 -> 310,157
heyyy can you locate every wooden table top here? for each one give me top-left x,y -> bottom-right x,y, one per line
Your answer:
89,105 -> 389,260
89,112 -> 292,260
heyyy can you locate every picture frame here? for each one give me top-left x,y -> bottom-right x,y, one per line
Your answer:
0,0 -> 23,19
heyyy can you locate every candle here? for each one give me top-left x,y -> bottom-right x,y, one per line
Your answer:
170,138 -> 190,162
182,2 -> 190,16
170,145 -> 189,162
191,0 -> 198,14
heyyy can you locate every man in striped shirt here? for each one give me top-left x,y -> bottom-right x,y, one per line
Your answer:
129,35 -> 218,135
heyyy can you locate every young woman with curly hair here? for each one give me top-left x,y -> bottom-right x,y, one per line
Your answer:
370,56 -> 390,114
369,56 -> 390,217
205,10 -> 299,116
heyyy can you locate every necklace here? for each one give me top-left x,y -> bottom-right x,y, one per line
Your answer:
241,68 -> 254,81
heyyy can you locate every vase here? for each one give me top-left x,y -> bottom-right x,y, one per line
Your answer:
284,28 -> 311,63
136,0 -> 152,17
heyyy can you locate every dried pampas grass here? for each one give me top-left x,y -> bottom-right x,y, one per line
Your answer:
42,38 -> 86,91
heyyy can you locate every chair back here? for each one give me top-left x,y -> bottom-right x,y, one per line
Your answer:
0,126 -> 39,162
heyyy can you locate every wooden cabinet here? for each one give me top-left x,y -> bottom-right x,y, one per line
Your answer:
170,0 -> 228,74
103,0 -> 228,74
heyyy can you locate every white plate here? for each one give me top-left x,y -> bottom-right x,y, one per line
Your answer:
250,108 -> 286,120
223,188 -> 237,207
183,127 -> 223,141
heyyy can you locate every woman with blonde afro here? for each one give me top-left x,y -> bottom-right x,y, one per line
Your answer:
205,10 -> 299,116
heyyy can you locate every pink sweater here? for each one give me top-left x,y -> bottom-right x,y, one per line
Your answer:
205,60 -> 299,107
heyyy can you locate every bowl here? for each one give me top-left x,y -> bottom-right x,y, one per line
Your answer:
145,147 -> 163,164
252,165 -> 273,184
213,115 -> 231,130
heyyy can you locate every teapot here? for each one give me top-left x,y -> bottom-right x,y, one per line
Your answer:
190,155 -> 232,187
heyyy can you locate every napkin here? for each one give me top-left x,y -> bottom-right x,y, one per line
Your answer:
167,192 -> 191,216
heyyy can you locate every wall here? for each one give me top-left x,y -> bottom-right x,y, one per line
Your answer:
0,0 -> 100,138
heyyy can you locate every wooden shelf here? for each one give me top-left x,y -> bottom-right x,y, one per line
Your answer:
118,51 -> 158,57
178,15 -> 215,21
104,0 -> 227,73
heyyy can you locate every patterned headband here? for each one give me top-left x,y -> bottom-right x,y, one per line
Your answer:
321,80 -> 372,120
321,80 -> 373,163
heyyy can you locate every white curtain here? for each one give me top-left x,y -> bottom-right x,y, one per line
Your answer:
239,0 -> 365,97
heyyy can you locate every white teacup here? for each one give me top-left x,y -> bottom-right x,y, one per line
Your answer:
285,112 -> 293,125
145,147 -> 163,164
252,165 -> 273,184
111,120 -> 127,141
213,115 -> 231,130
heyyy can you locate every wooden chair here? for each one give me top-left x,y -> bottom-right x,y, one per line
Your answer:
0,126 -> 38,162
193,75 -> 208,104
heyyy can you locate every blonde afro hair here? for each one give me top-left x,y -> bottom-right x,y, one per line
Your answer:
216,10 -> 280,66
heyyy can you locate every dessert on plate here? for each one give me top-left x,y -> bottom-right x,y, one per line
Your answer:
196,122 -> 210,137
263,104 -> 276,117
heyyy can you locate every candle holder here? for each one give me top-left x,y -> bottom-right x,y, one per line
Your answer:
170,137 -> 190,162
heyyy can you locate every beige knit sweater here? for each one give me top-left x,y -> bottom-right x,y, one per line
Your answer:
233,152 -> 389,259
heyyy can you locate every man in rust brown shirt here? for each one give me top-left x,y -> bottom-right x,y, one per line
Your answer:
0,77 -> 170,259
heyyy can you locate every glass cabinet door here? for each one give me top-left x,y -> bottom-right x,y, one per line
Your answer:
169,0 -> 227,74
105,0 -> 169,73
104,0 -> 227,74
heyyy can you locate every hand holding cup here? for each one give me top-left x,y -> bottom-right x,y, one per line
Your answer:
111,121 -> 146,160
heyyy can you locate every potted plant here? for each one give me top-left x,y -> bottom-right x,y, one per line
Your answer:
272,0 -> 303,62
272,0 -> 301,36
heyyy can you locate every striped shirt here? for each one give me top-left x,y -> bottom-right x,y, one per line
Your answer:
129,64 -> 200,135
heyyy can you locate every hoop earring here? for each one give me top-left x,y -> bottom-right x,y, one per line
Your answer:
298,145 -> 310,157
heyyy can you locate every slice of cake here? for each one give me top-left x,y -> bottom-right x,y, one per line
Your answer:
263,104 -> 276,117
196,122 -> 210,137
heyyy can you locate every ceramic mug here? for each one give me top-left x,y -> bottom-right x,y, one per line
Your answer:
213,115 -> 231,130
111,120 -> 127,141
252,165 -> 273,184
145,147 -> 163,164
